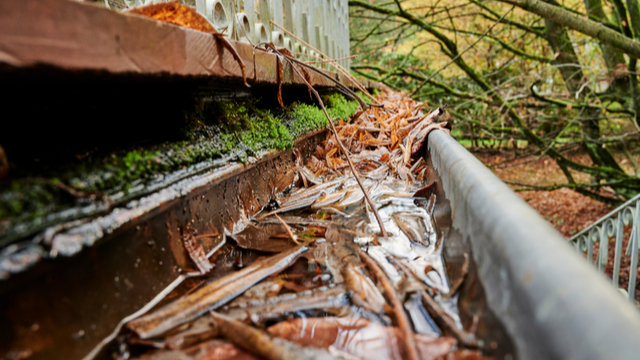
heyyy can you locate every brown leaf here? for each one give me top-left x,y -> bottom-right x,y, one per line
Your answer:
350,109 -> 364,122
232,223 -> 298,252
411,121 -> 452,158
390,129 -> 399,150
276,56 -> 284,108
267,317 -> 457,360
404,136 -> 413,165
214,33 -> 251,88
127,1 -> 250,88
344,264 -> 386,314
126,1 -> 215,33
182,221 -> 213,274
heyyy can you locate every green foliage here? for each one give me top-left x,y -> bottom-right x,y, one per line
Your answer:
349,0 -> 640,203
290,102 -> 330,135
324,93 -> 361,121
0,93 -> 359,237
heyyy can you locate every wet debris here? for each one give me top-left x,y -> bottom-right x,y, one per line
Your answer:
209,311 -> 339,360
231,222 -> 298,252
182,222 -> 214,274
267,317 -> 457,360
85,90 -> 495,360
343,263 -> 386,315
127,245 -> 308,339
354,246 -> 420,360
0,243 -> 44,280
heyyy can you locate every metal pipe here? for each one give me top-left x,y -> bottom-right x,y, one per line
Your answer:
428,130 -> 640,360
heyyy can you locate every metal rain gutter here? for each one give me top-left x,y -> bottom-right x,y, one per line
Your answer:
428,129 -> 640,360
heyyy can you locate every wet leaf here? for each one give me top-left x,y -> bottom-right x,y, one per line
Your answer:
232,223 -> 297,252
276,56 -> 284,108
182,222 -> 213,274
138,340 -> 259,360
344,264 -> 386,314
267,317 -> 457,360
127,246 -> 308,339
392,211 -> 434,247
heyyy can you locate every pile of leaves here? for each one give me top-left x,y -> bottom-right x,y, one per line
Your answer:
83,90 -> 504,360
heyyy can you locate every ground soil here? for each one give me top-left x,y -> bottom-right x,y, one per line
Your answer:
473,149 -> 640,300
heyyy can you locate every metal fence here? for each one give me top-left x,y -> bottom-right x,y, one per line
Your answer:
105,0 -> 350,68
569,194 -> 640,302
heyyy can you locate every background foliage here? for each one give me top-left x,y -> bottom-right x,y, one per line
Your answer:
349,0 -> 640,205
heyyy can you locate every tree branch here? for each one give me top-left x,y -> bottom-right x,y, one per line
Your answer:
497,0 -> 640,58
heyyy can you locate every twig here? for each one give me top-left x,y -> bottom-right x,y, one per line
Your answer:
442,253 -> 468,299
274,214 -> 300,244
353,247 -> 419,360
393,258 -> 479,349
269,21 -> 377,104
277,52 -> 372,110
304,55 -> 359,64
209,311 -> 302,360
411,5 -> 515,96
267,46 -> 390,242
421,291 -> 479,348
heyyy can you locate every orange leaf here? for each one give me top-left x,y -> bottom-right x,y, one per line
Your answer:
127,1 -> 215,33
276,57 -> 284,107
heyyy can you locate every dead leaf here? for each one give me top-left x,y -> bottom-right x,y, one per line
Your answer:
182,221 -> 213,274
267,317 -> 457,360
276,56 -> 284,107
127,2 -> 250,88
126,1 -> 215,33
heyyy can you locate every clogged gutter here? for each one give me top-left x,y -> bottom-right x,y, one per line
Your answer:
84,90 -> 490,360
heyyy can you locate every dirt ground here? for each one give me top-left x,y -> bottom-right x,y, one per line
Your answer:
473,150 -> 615,237
474,149 -> 640,299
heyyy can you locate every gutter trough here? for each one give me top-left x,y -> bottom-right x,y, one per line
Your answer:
4,129 -> 640,359
427,130 -> 640,359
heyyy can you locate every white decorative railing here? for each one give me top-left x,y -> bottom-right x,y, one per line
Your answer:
570,194 -> 640,302
106,0 -> 350,68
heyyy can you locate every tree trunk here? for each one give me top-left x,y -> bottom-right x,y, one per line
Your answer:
626,0 -> 640,126
584,0 -> 627,71
499,0 -> 640,58
544,16 -> 624,173
585,0 -> 636,123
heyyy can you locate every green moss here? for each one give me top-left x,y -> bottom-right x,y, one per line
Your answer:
289,93 -> 360,137
290,102 -> 329,136
0,93 -> 360,243
218,103 -> 294,154
356,89 -> 380,103
324,93 -> 360,122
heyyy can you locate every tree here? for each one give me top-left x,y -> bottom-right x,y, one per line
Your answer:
349,0 -> 640,204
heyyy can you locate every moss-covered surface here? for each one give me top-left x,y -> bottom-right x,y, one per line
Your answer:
0,93 -> 359,245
